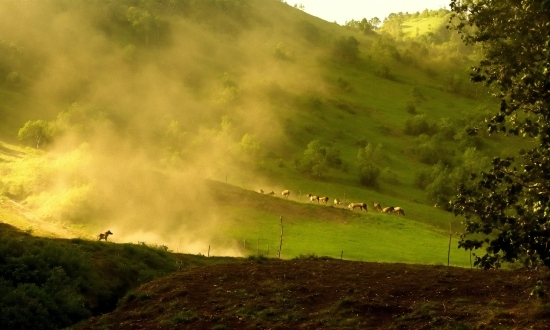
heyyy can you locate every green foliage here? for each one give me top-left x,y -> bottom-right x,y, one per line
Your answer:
17,120 -> 53,149
0,226 -> 189,329
358,163 -> 381,187
344,18 -> 376,35
404,114 -> 436,136
296,19 -> 320,44
332,36 -> 360,63
54,103 -> 111,139
357,143 -> 384,187
297,140 -> 342,178
371,35 -> 400,61
239,133 -> 260,155
449,0 -> 550,269
412,134 -> 448,165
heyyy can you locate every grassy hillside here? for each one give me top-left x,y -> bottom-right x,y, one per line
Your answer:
0,1 -> 530,265
0,222 -> 235,329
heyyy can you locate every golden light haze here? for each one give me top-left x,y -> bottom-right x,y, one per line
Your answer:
0,0 -> 329,254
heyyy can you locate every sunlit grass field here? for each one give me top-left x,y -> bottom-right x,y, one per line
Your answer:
221,205 -> 470,267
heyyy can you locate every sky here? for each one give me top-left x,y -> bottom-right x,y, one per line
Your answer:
295,0 -> 450,24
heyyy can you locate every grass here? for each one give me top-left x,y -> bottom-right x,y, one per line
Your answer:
219,201 -> 470,266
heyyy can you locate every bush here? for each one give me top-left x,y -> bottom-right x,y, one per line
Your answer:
332,36 -> 360,63
414,169 -> 431,189
297,20 -> 320,44
359,164 -> 381,187
0,229 -> 181,330
404,114 -> 437,136
412,134 -> 449,165
297,140 -> 342,178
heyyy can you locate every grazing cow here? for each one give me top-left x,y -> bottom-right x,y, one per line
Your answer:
98,230 -> 113,241
334,198 -> 341,206
307,194 -> 320,203
373,202 -> 383,212
259,189 -> 264,194
319,196 -> 329,204
348,202 -> 367,211
382,206 -> 394,214
267,191 -> 275,196
282,190 -> 291,198
393,207 -> 405,216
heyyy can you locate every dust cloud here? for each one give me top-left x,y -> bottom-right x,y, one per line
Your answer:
0,0 -> 326,255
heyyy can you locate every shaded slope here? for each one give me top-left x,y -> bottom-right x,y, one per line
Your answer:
73,259 -> 550,330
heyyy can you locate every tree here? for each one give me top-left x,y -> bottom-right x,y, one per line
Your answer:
357,143 -> 384,187
448,0 -> 550,269
297,140 -> 341,178
332,36 -> 360,63
127,7 -> 153,47
18,120 -> 52,149
369,17 -> 381,30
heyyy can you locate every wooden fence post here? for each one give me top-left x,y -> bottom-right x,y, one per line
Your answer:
277,216 -> 284,259
447,223 -> 452,266
208,245 -> 210,257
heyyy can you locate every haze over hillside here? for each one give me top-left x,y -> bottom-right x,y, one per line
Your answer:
0,0 -> 512,257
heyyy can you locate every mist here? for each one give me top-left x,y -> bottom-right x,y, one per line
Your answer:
0,0 -> 329,254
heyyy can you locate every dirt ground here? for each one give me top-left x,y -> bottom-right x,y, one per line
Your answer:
74,258 -> 550,330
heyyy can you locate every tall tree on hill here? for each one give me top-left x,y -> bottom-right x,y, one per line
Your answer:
17,120 -> 52,149
448,0 -> 550,269
127,7 -> 153,47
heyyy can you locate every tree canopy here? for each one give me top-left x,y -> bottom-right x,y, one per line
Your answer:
448,0 -> 550,269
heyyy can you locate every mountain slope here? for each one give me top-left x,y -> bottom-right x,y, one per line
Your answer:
0,1 -> 524,262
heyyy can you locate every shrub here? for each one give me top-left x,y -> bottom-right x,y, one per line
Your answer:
0,230 -> 181,330
297,140 -> 343,178
404,114 -> 436,136
359,163 -> 381,187
414,169 -> 431,189
437,117 -> 456,140
332,36 -> 360,63
297,20 -> 320,44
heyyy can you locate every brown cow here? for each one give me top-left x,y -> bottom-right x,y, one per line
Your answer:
348,202 -> 367,211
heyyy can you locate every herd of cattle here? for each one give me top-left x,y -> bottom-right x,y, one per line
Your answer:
258,189 -> 405,216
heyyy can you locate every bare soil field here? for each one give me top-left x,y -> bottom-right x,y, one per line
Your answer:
74,258 -> 550,330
